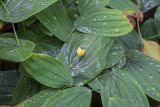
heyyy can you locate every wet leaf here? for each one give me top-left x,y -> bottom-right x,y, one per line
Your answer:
89,69 -> 149,107
12,73 -> 41,105
154,6 -> 160,33
23,54 -> 73,88
141,0 -> 160,12
36,1 -> 74,42
0,70 -> 20,105
141,18 -> 158,40
74,9 -> 133,37
106,41 -> 125,68
109,0 -> 140,13
16,87 -> 91,107
0,0 -> 57,22
78,0 -> 111,15
57,32 -> 114,85
108,98 -> 131,107
16,89 -> 58,107
0,37 -> 35,62
117,30 -> 143,51
17,29 -> 63,57
123,50 -> 160,101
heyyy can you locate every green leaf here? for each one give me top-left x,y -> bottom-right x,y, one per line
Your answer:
57,32 -> 114,86
74,9 -> 133,37
0,0 -> 57,22
0,70 -> 20,105
108,97 -> 131,107
17,30 -> 63,57
89,69 -> 149,107
141,0 -> 160,12
23,54 -> 73,88
0,38 -> 35,62
17,87 -> 91,107
106,41 -> 125,68
155,6 -> 160,33
36,0 -> 74,42
0,30 -> 63,57
12,73 -> 41,105
78,0 -> 111,15
141,18 -> 158,40
117,30 -> 143,50
123,50 -> 160,102
108,0 -> 140,13
16,89 -> 58,107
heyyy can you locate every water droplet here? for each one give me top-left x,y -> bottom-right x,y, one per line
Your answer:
149,76 -> 154,79
112,52 -> 117,55
79,26 -> 92,33
93,19 -> 97,21
156,64 -> 160,67
76,82 -> 83,86
71,72 -> 76,76
150,62 -> 154,65
54,29 -> 57,31
151,87 -> 156,91
146,88 -> 150,91
140,68 -> 144,71
103,22 -> 107,25
98,18 -> 101,21
114,28 -> 120,32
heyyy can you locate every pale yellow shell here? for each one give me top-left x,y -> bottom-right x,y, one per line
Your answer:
76,47 -> 86,57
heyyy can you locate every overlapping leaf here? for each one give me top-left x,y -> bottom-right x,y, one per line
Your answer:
108,98 -> 131,107
109,0 -> 140,13
16,87 -> 91,107
123,50 -> 160,101
23,54 -> 73,88
141,18 -> 158,40
141,0 -> 160,12
78,0 -> 111,15
155,6 -> 160,33
57,32 -> 114,85
89,69 -> 149,107
12,73 -> 41,105
117,30 -> 143,50
36,0 -> 74,42
74,8 -> 133,37
0,37 -> 35,62
0,70 -> 20,105
106,41 -> 125,68
0,0 -> 57,22
17,30 -> 63,57
16,89 -> 58,107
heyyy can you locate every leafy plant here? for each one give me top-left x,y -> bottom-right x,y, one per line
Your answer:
0,0 -> 160,107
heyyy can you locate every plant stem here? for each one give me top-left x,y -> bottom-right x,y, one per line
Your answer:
137,19 -> 143,41
0,0 -> 10,15
12,23 -> 20,46
136,0 -> 141,9
146,33 -> 160,40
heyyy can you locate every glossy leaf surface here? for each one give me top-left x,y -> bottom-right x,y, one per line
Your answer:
123,50 -> 160,102
0,37 -> 35,62
57,32 -> 114,85
23,54 -> 73,88
0,0 -> 57,22
17,87 -> 91,107
36,1 -> 74,42
75,9 -> 132,37
89,69 -> 149,107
